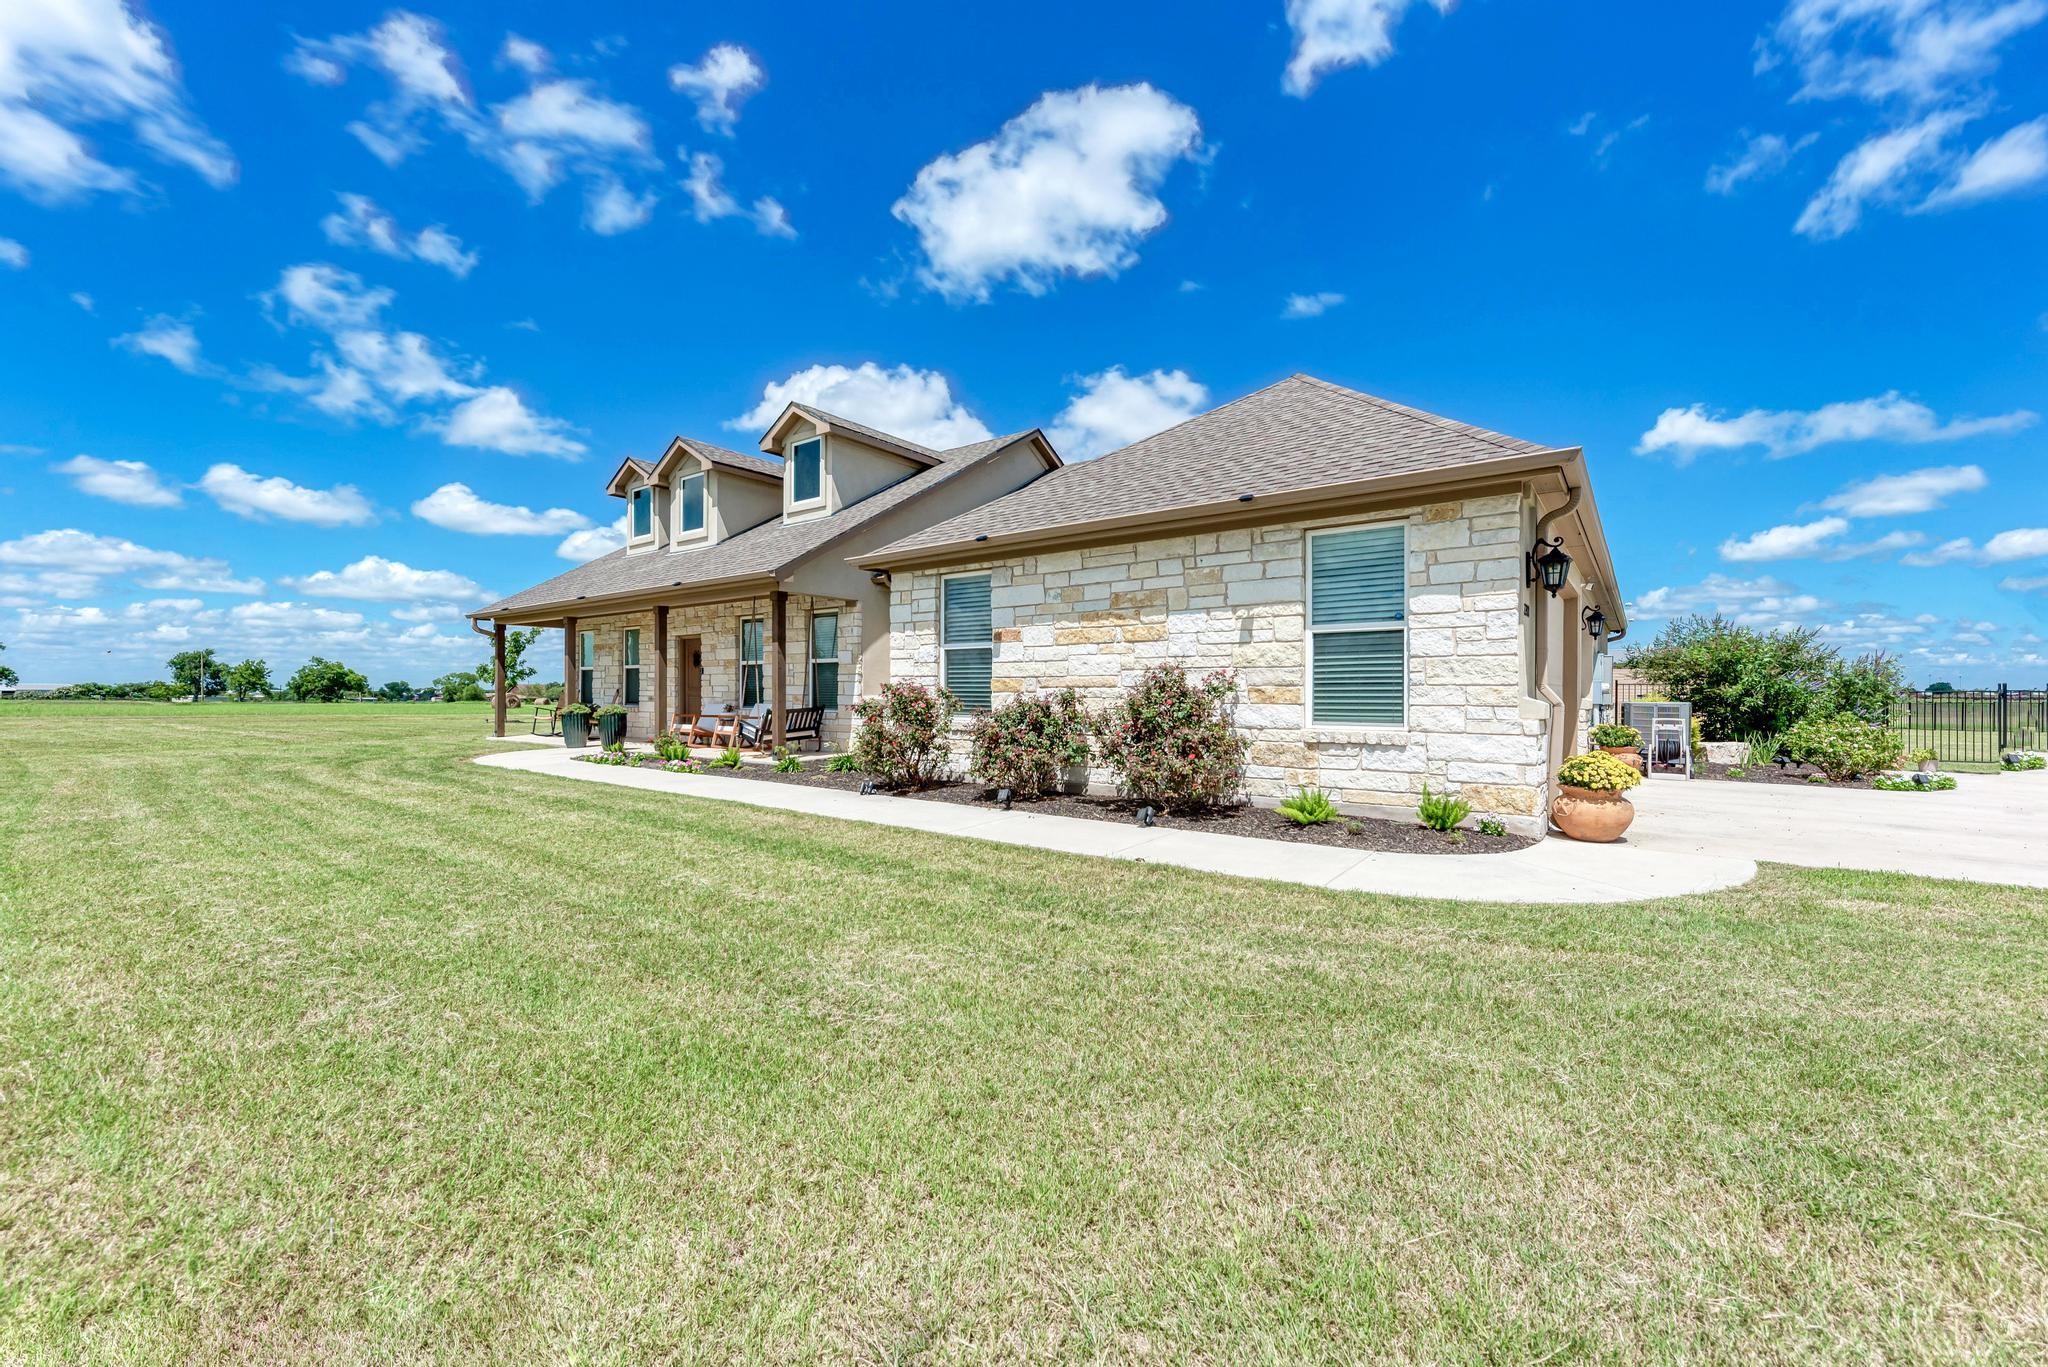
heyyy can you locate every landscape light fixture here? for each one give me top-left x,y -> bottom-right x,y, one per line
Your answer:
1136,805 -> 1156,827
1582,605 -> 1607,639
996,786 -> 1013,810
859,779 -> 876,796
1527,536 -> 1572,597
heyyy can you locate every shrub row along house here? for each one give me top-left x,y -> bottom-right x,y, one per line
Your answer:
470,375 -> 1626,834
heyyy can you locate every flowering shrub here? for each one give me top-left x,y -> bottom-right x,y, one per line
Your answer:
967,688 -> 1093,799
1093,666 -> 1248,812
851,682 -> 959,790
1588,722 -> 1640,749
1556,752 -> 1643,793
1782,713 -> 1903,780
584,743 -> 633,768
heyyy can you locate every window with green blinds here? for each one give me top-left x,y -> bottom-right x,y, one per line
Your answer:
623,629 -> 640,706
1308,525 -> 1406,726
810,612 -> 839,708
941,574 -> 992,711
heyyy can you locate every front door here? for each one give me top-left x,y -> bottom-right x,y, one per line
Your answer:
677,635 -> 702,718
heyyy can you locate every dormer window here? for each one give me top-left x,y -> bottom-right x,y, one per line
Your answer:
791,438 -> 822,505
676,471 -> 706,537
629,486 -> 653,540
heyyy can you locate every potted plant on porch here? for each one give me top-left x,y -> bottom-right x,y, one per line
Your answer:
1552,751 -> 1643,842
560,702 -> 593,748
596,704 -> 629,749
1588,722 -> 1643,772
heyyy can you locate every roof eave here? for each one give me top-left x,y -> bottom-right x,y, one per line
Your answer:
759,402 -> 942,467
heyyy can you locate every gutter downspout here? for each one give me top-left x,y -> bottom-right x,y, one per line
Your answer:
1531,483 -> 1582,791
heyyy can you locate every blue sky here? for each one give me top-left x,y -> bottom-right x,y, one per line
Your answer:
2,0 -> 2045,688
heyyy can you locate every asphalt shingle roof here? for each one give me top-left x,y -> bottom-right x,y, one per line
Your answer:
866,374 -> 1553,562
474,431 -> 1033,617
671,436 -> 784,480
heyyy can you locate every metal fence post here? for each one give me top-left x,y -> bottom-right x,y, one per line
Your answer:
1998,683 -> 2009,753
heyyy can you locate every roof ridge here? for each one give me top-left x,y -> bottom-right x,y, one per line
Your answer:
1290,373 -> 1539,455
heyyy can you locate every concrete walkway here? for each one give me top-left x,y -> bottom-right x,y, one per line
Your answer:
1628,768 -> 2048,889
474,746 -> 1756,905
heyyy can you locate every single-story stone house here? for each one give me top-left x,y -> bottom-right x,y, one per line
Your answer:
470,374 -> 1626,834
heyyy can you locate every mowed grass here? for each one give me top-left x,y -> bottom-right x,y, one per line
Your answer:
2,704 -> 2045,1362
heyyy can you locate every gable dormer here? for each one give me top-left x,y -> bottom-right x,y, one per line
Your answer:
759,404 -> 941,524
647,437 -> 783,549
605,458 -> 663,553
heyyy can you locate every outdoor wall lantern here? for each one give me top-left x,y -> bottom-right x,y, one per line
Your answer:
1527,536 -> 1572,597
1582,605 -> 1607,639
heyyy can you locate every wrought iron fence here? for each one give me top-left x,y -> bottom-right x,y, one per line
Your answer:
1895,686 -> 2048,768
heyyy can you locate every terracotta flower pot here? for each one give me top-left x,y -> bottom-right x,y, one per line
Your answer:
1599,745 -> 1644,772
1552,784 -> 1635,842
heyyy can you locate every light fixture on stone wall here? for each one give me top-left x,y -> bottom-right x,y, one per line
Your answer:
1582,605 -> 1607,639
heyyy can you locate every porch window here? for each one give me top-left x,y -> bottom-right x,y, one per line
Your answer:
940,573 -> 992,712
630,486 -> 652,539
1307,524 -> 1406,727
577,630 -> 595,705
623,628 -> 641,706
810,612 -> 839,709
677,472 -> 705,536
791,438 -> 822,505
739,616 -> 764,708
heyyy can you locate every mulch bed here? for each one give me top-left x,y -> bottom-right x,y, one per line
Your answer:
594,755 -> 1535,855
1695,761 -> 1877,790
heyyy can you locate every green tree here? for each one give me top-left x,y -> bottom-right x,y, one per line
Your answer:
224,658 -> 273,701
1620,614 -> 1835,739
285,657 -> 369,702
0,639 -> 16,690
1818,652 -> 1906,725
478,627 -> 542,696
376,679 -> 416,701
167,649 -> 226,701
434,671 -> 485,702
1926,681 -> 1954,694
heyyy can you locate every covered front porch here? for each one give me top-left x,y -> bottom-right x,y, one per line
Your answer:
478,580 -> 869,752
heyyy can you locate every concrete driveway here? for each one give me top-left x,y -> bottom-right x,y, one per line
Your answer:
1625,769 -> 2048,889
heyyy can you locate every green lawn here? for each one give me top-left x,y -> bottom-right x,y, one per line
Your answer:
2,703 -> 2044,1361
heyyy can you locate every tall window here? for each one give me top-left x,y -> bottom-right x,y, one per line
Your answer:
791,438 -> 822,505
623,628 -> 641,706
810,612 -> 839,709
577,630 -> 595,705
1307,524 -> 1406,726
630,486 -> 652,539
739,617 -> 764,708
677,471 -> 705,536
940,574 -> 992,711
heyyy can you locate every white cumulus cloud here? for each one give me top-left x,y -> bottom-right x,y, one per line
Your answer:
51,454 -> 181,507
113,314 -> 207,374
1047,367 -> 1208,461
1282,0 -> 1454,96
0,528 -> 259,594
0,0 -> 235,203
558,515 -> 627,562
668,44 -> 764,134
198,463 -> 375,527
436,386 -> 586,458
321,192 -> 478,276
891,83 -> 1202,301
727,362 -> 992,449
1920,115 -> 2048,208
285,555 -> 483,603
412,482 -> 592,535
1720,516 -> 1851,561
1818,463 -> 1988,516
1282,290 -> 1346,319
1637,391 -> 2035,461
0,237 -> 25,268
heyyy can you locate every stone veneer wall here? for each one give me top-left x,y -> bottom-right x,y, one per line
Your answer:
570,594 -> 862,746
889,494 -> 1553,824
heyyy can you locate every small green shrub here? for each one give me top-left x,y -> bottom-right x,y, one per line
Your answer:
1873,773 -> 1956,791
967,688 -> 1093,799
851,682 -> 959,790
1588,722 -> 1640,749
1908,747 -> 1937,765
1727,766 -> 1748,779
1782,713 -> 1903,781
560,702 -> 593,717
710,747 -> 745,770
824,752 -> 861,773
772,745 -> 802,774
1743,732 -> 1782,768
1416,783 -> 1471,832
1476,817 -> 1508,838
1277,787 -> 1338,826
1556,752 -> 1643,793
653,730 -> 691,761
595,704 -> 628,718
2002,753 -> 2046,772
1807,773 -> 1828,784
585,743 -> 633,767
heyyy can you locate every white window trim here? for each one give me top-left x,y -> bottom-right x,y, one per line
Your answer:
739,615 -> 765,708
627,484 -> 656,548
672,468 -> 710,547
623,628 -> 642,706
809,610 -> 840,712
787,437 -> 827,516
939,571 -> 993,713
1303,520 -> 1409,732
577,630 -> 596,704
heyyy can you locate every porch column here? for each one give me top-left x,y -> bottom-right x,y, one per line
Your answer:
562,616 -> 577,705
491,622 -> 507,738
769,588 -> 788,750
653,605 -> 669,737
